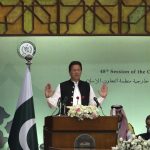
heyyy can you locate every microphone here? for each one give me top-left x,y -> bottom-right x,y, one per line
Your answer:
93,97 -> 105,116
62,96 -> 68,115
52,97 -> 61,116
63,96 -> 68,105
93,97 -> 100,108
57,97 -> 62,116
57,97 -> 61,107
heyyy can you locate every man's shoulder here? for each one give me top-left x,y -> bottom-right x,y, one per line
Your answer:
60,80 -> 72,86
138,133 -> 149,140
138,133 -> 147,136
79,80 -> 90,85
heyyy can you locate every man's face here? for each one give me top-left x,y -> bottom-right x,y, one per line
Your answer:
69,64 -> 82,81
146,119 -> 150,133
116,110 -> 123,122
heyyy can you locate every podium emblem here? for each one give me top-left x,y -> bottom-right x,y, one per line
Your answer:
74,134 -> 96,149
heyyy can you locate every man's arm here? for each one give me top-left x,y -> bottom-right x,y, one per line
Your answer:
45,84 -> 61,108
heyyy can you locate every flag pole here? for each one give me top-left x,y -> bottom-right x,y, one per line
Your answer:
8,41 -> 39,150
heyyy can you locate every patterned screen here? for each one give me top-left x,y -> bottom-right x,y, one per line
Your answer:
0,0 -> 150,35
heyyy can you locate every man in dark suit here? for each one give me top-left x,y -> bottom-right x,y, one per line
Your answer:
138,115 -> 150,140
45,61 -> 108,112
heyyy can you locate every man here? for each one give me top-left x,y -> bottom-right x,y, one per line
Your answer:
110,105 -> 133,140
45,61 -> 108,114
138,115 -> 150,140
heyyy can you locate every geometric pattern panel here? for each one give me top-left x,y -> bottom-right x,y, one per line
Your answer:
0,0 -> 150,35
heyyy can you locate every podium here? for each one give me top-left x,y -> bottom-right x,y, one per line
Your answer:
44,116 -> 118,150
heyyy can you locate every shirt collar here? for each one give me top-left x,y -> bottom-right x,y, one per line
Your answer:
73,81 -> 78,84
70,79 -> 79,85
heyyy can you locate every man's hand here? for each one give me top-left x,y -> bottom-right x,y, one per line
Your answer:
44,83 -> 54,98
99,83 -> 108,98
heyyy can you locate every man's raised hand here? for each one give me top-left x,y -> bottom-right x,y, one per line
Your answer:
99,83 -> 108,98
44,83 -> 54,98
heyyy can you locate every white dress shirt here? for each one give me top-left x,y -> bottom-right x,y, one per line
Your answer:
73,81 -> 81,105
47,82 -> 105,108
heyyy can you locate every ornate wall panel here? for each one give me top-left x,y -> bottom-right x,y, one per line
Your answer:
0,0 -> 150,35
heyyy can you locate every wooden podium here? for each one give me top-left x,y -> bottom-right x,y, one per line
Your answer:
44,116 -> 118,150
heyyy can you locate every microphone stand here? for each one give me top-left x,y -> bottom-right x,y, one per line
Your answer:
59,102 -> 62,116
57,98 -> 62,116
93,97 -> 105,116
63,103 -> 66,115
99,105 -> 105,116
63,97 -> 68,115
52,98 -> 62,116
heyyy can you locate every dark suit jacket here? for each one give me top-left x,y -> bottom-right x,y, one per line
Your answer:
138,133 -> 150,140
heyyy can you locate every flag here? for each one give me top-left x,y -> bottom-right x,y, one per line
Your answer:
8,66 -> 38,150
